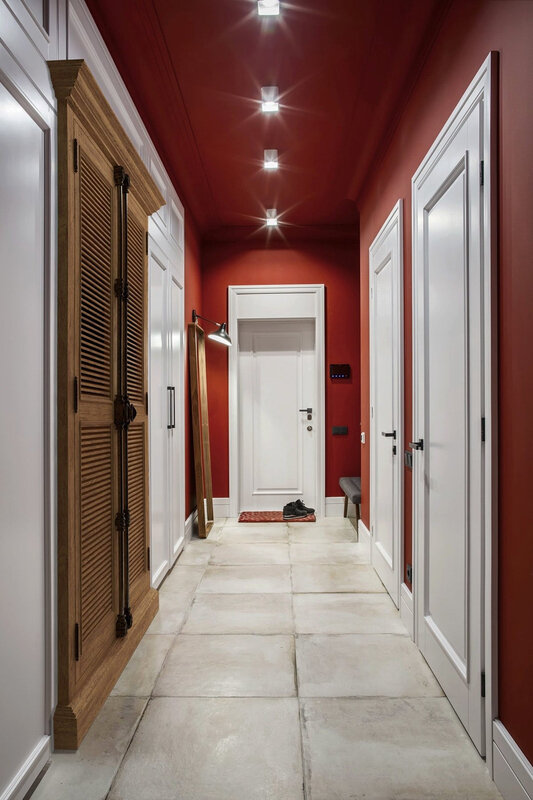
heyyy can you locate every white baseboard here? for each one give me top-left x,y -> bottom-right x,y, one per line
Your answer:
1,735 -> 50,800
325,496 -> 345,517
213,498 -> 230,518
400,582 -> 414,640
184,508 -> 198,544
493,721 -> 533,800
357,519 -> 371,545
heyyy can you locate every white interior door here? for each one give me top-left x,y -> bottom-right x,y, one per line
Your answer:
0,81 -> 49,793
149,252 -> 169,585
169,276 -> 184,559
370,201 -> 403,607
412,72 -> 489,754
238,320 -> 316,512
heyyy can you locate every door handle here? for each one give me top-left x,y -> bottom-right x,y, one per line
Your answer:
299,407 -> 312,420
409,438 -> 424,451
167,386 -> 174,429
381,430 -> 396,438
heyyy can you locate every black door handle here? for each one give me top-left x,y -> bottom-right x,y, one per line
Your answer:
409,439 -> 424,451
381,430 -> 396,438
167,386 -> 173,429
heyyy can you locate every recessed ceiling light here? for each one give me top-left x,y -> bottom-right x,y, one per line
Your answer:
264,149 -> 279,169
261,86 -> 279,113
257,0 -> 280,16
266,208 -> 278,226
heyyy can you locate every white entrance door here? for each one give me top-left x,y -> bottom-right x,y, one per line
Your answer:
238,320 -> 316,512
169,276 -> 184,559
412,62 -> 492,754
370,201 -> 403,607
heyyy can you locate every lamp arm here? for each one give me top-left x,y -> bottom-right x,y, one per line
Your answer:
192,309 -> 223,328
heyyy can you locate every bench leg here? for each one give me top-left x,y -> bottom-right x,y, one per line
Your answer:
343,495 -> 348,518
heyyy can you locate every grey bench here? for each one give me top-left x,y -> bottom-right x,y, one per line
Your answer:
339,477 -> 361,524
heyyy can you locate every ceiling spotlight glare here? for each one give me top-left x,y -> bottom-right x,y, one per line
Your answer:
266,208 -> 278,226
257,0 -> 280,16
264,149 -> 279,169
261,86 -> 279,113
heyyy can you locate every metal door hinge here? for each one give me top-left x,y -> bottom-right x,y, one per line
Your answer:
406,563 -> 413,583
481,417 -> 486,442
74,622 -> 80,661
480,160 -> 484,187
73,376 -> 79,413
481,671 -> 486,698
73,138 -> 79,173
147,547 -> 151,570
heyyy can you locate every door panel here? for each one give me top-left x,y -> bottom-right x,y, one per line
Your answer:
169,277 -> 184,558
239,320 -> 316,511
370,202 -> 403,606
0,80 -> 47,793
149,254 -> 168,583
413,96 -> 485,753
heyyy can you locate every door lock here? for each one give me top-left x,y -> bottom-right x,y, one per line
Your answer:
299,407 -> 313,420
307,425 -> 313,431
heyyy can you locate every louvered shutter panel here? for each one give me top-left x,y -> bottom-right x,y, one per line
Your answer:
126,199 -> 150,604
76,133 -> 118,675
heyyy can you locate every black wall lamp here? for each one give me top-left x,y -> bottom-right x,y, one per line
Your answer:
192,309 -> 232,347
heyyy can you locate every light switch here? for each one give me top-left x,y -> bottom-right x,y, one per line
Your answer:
360,432 -> 366,444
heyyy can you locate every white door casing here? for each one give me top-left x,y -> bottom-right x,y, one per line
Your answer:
228,285 -> 325,518
239,320 -> 316,512
412,54 -> 496,757
369,200 -> 404,608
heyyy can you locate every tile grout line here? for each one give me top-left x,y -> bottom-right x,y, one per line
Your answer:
290,560 -> 311,800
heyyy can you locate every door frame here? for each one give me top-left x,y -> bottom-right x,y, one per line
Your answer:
411,53 -> 498,766
228,284 -> 326,519
369,199 -> 404,608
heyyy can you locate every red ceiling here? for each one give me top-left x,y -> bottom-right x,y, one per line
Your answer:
85,0 -> 450,237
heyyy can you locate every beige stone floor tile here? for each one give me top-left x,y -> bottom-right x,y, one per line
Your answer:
159,564 -> 205,595
289,541 -> 367,564
296,634 -> 444,697
182,592 -> 294,634
227,520 -> 287,530
289,525 -> 357,543
211,542 -> 290,565
198,565 -> 292,594
292,516 -> 352,528
154,633 -> 296,697
108,697 -> 304,800
111,634 -> 173,696
177,538 -> 218,565
219,525 -> 289,542
31,697 -> 147,800
291,563 -> 384,593
301,697 -> 501,799
293,593 -> 407,635
145,591 -> 191,634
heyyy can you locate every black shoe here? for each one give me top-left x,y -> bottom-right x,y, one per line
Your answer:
283,502 -> 308,520
295,499 -> 315,515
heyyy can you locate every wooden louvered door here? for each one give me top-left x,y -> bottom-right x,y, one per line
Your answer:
51,59 -> 162,750
74,124 -> 118,681
125,196 -> 151,610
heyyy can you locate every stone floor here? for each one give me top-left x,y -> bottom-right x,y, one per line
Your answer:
31,517 -> 501,800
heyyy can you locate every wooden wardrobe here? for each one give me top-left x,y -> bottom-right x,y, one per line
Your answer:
49,60 -> 163,749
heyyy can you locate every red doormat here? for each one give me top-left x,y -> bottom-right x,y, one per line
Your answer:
238,511 -> 316,523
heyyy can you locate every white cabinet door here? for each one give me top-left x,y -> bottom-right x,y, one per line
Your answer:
169,276 -> 184,559
238,320 -> 316,512
370,202 -> 403,607
149,253 -> 169,586
412,76 -> 489,753
0,81 -> 48,795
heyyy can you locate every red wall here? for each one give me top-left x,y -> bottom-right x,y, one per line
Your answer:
200,239 -> 360,499
358,0 -> 533,761
184,214 -> 202,518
